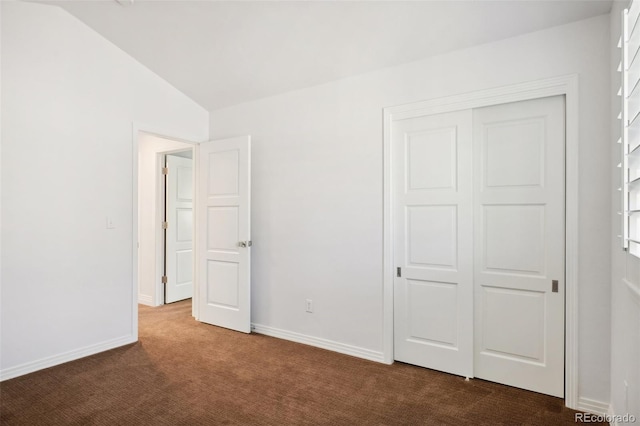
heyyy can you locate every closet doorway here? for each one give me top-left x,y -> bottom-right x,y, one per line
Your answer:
383,77 -> 578,404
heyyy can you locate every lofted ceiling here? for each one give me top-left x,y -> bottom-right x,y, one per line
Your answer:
43,0 -> 613,111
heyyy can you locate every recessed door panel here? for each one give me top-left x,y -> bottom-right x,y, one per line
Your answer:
407,206 -> 457,269
483,119 -> 544,189
481,286 -> 545,362
406,128 -> 457,191
207,260 -> 239,308
483,205 -> 545,274
176,208 -> 192,242
207,207 -> 239,252
209,150 -> 239,197
177,165 -> 193,201
407,280 -> 458,347
176,250 -> 193,285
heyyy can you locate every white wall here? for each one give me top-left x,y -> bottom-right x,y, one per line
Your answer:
610,1 -> 640,421
137,132 -> 193,306
0,2 -> 208,379
210,15 -> 612,405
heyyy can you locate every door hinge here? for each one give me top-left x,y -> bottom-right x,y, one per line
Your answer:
161,275 -> 168,284
397,267 -> 402,277
162,166 -> 168,175
162,221 -> 168,230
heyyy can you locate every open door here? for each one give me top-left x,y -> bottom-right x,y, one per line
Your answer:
197,136 -> 251,333
165,153 -> 194,304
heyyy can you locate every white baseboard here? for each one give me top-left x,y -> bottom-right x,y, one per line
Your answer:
138,294 -> 154,306
578,397 -> 610,416
609,405 -> 620,426
251,323 -> 385,364
0,334 -> 136,382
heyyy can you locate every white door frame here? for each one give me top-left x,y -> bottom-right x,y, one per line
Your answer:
382,74 -> 579,408
131,123 -> 204,341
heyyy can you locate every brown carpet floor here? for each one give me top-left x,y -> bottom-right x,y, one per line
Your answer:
1,300 -> 603,425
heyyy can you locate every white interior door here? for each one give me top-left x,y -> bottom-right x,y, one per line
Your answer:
197,136 -> 251,333
473,96 -> 565,397
165,153 -> 194,303
393,110 -> 474,377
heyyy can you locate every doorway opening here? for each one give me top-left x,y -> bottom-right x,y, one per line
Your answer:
382,75 -> 580,408
137,131 -> 196,313
390,96 -> 565,397
134,130 -> 253,333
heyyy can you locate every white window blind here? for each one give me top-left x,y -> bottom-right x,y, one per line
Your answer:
621,0 -> 640,257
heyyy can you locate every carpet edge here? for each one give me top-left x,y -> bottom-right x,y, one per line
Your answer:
0,334 -> 136,381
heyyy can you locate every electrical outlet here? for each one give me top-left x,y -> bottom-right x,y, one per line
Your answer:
305,299 -> 313,313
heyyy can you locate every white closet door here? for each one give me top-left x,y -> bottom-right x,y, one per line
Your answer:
473,96 -> 565,397
393,110 -> 474,378
197,136 -> 251,333
165,154 -> 194,303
